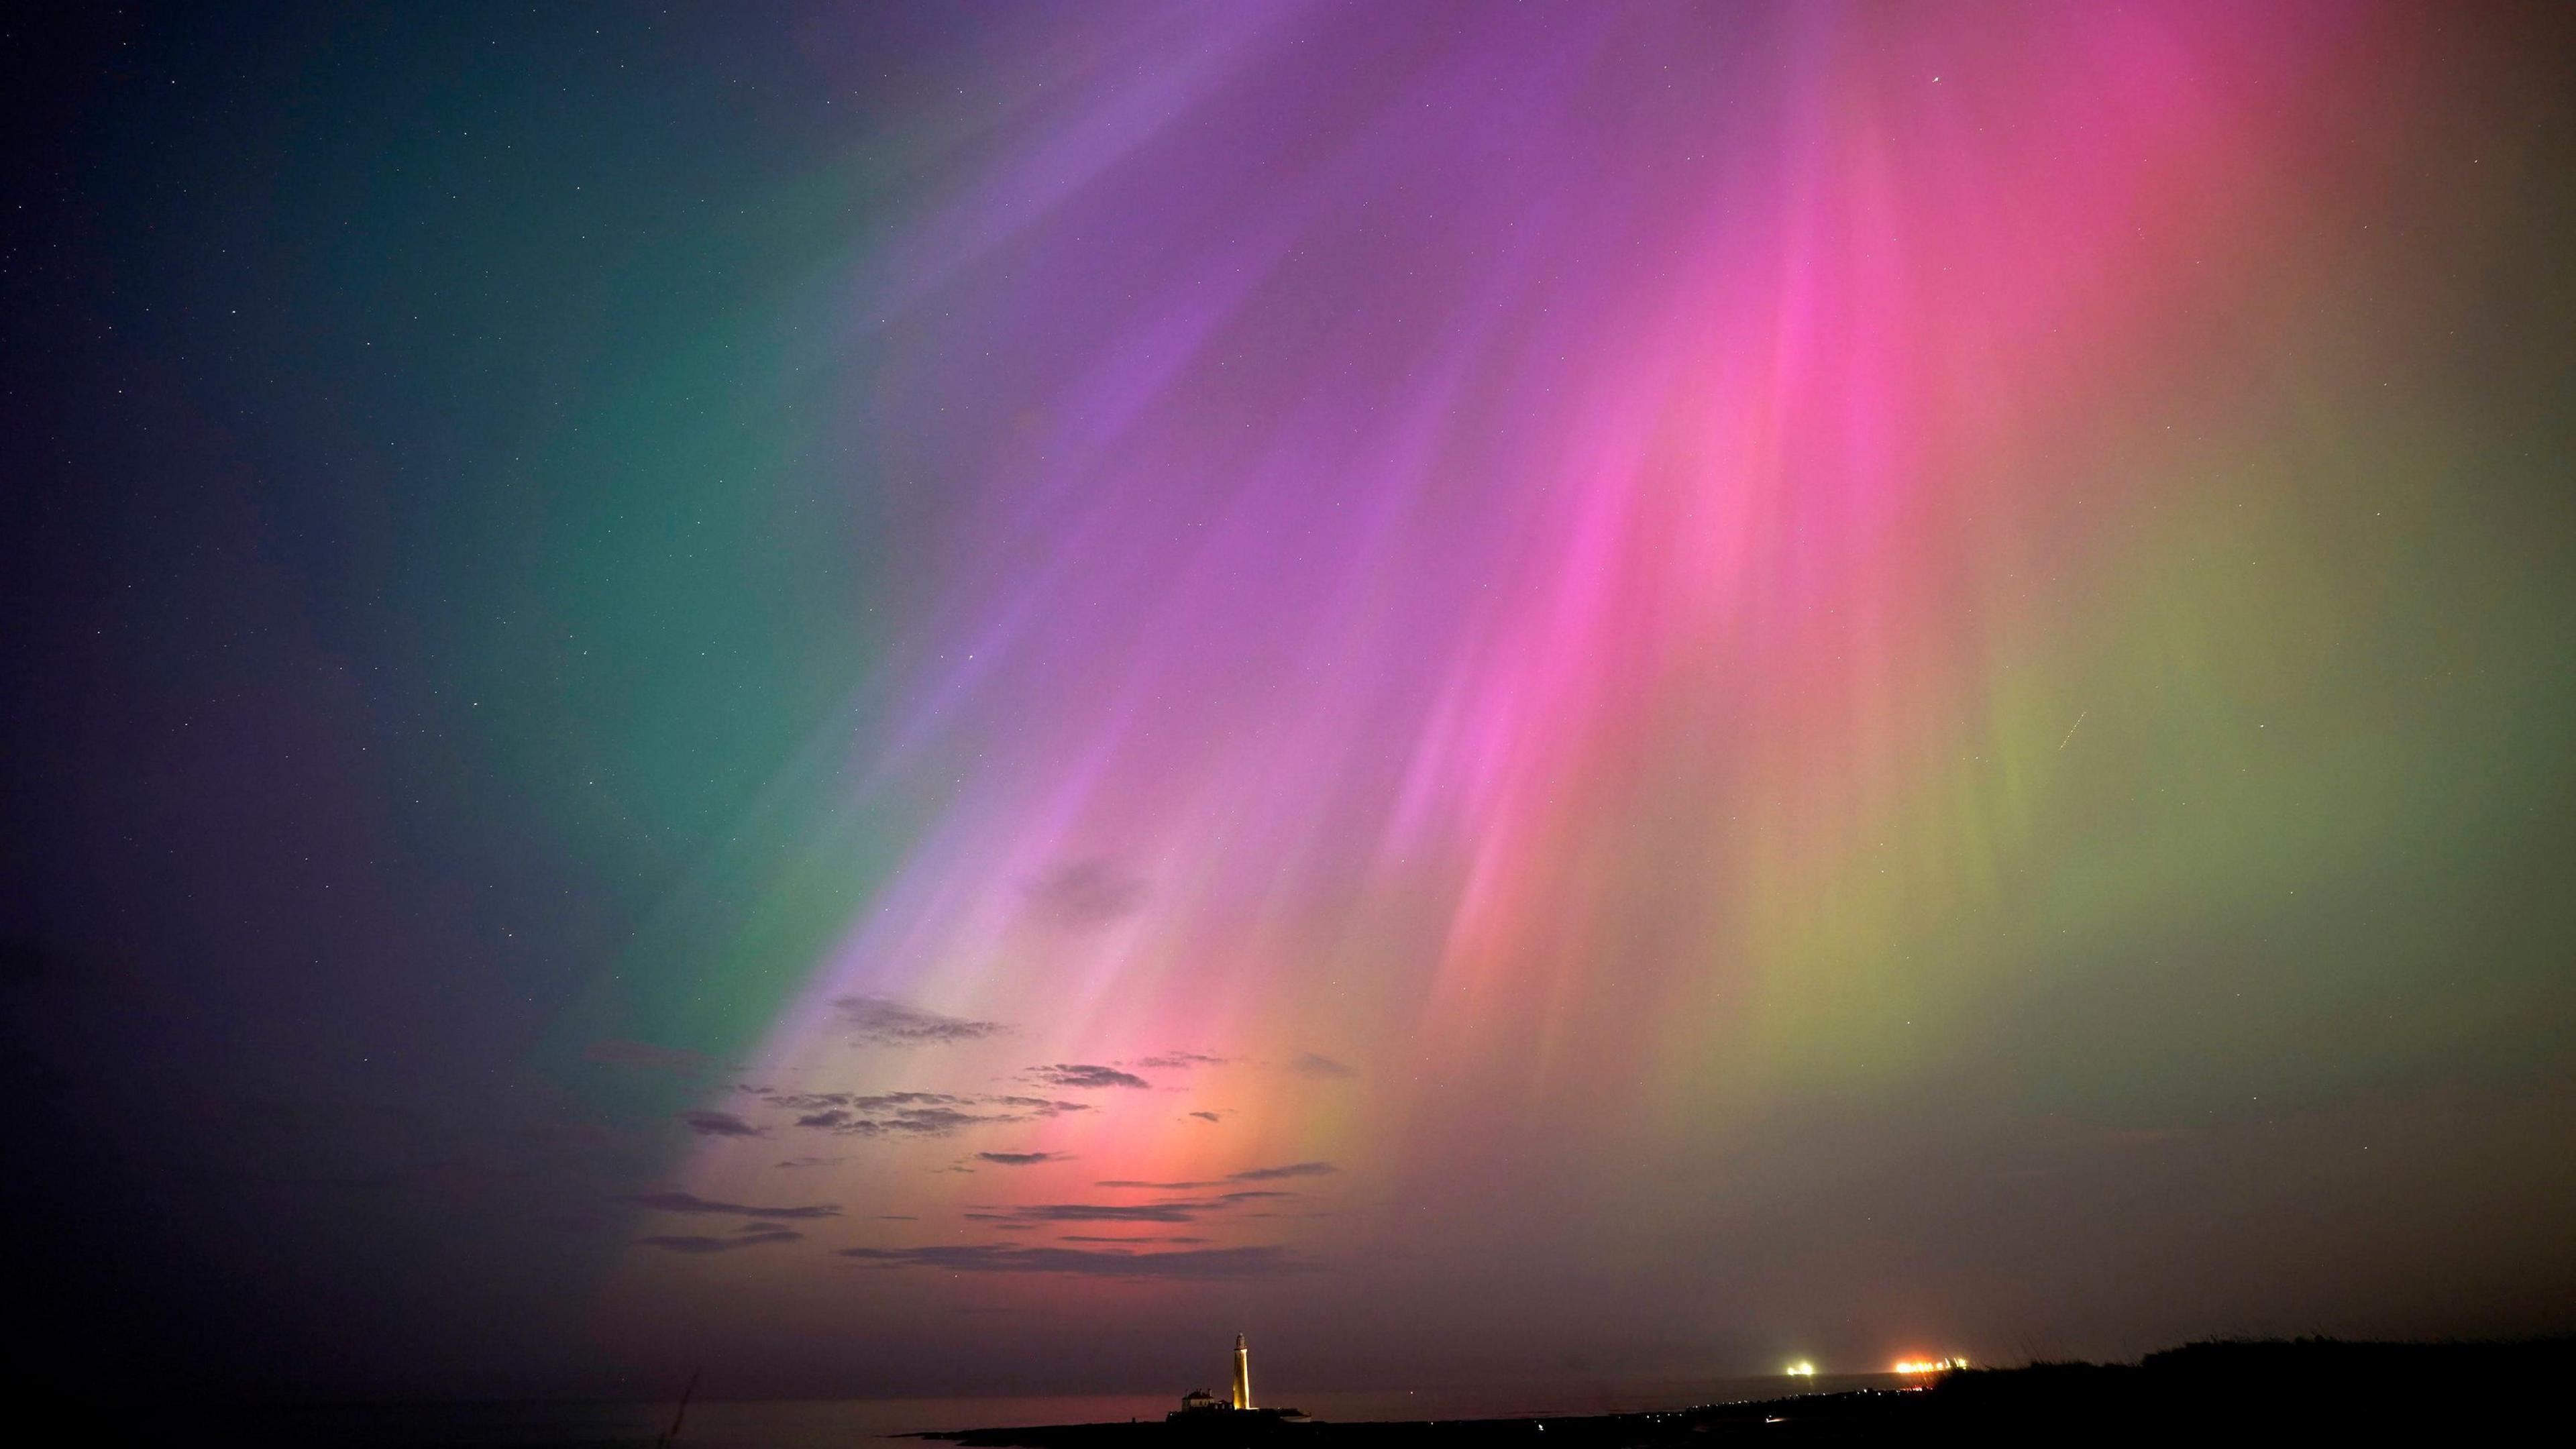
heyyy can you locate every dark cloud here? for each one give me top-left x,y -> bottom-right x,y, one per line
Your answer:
1226,1161 -> 1338,1182
1288,1053 -> 1356,1079
840,1243 -> 1302,1279
1023,1063 -> 1151,1091
582,1039 -> 708,1073
759,1091 -> 853,1110
1021,859 -> 1148,927
637,1230 -> 803,1254
1060,1234 -> 1212,1244
1133,1053 -> 1229,1070
757,1088 -> 1001,1116
969,1190 -> 1291,1226
1000,1202 -> 1205,1224
795,1100 -> 988,1138
987,1096 -> 1092,1116
1095,1163 -> 1334,1189
624,1191 -> 841,1221
1186,1111 -> 1224,1124
676,1110 -> 764,1138
840,1106 -> 1003,1137
849,1092 -> 966,1111
832,996 -> 1007,1046
775,1156 -> 843,1171
746,1091 -> 1091,1140
975,1151 -> 1068,1166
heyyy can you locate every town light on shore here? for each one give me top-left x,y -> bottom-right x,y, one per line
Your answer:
1786,1362 -> 1816,1378
1892,1357 -> 1970,1375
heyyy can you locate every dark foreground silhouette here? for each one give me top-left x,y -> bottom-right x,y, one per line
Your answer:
918,1338 -> 2569,1445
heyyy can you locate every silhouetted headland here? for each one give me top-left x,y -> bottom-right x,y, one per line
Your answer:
914,1338 -> 2571,1444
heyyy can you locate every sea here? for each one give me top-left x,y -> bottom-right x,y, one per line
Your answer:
210,1375 -> 1907,1447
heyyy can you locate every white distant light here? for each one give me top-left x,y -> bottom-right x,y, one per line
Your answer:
1786,1362 -> 1816,1377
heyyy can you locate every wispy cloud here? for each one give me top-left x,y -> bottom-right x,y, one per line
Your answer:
841,1243 -> 1303,1279
1024,1064 -> 1151,1091
637,1229 -> 803,1254
710,1090 -> 1096,1141
988,1096 -> 1092,1116
677,1110 -> 764,1138
975,1151 -> 1069,1166
1185,1110 -> 1224,1124
1096,1162 -> 1336,1189
757,1090 -> 912,1110
833,997 -> 1007,1046
1059,1234 -> 1212,1244
625,1191 -> 840,1221
1133,1052 -> 1229,1070
843,1106 -> 1006,1137
997,1202 -> 1204,1224
1226,1161 -> 1338,1182
1288,1053 -> 1356,1079
969,1190 -> 1293,1226
830,1102 -> 1089,1138
1022,859 -> 1148,928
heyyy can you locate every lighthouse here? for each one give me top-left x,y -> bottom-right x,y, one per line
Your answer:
1173,1334 -> 1299,1423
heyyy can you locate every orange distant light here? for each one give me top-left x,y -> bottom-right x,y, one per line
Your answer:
1892,1357 -> 1968,1375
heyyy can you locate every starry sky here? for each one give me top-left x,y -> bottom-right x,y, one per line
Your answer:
5,0 -> 2575,1406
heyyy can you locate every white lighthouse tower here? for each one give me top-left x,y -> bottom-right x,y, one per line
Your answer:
1230,1333 -> 1252,1410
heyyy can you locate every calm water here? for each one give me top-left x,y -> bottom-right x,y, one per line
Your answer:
217,1376 -> 1907,1447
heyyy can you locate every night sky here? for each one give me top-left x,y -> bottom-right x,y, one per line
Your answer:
5,0 -> 2575,1407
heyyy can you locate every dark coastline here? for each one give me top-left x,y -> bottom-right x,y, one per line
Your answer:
914,1339 -> 2570,1445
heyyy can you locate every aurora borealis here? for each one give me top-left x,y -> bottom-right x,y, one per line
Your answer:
6,0 -> 2575,1411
